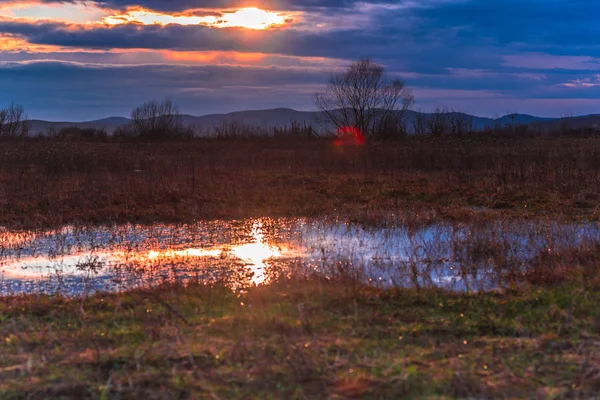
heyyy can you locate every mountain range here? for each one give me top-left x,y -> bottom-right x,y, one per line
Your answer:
27,108 -> 600,135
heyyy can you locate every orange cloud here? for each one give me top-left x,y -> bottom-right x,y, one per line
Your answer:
162,50 -> 266,64
102,7 -> 294,30
0,33 -> 128,55
0,34 -> 61,52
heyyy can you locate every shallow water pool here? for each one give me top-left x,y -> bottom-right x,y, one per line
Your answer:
1,218 -> 598,296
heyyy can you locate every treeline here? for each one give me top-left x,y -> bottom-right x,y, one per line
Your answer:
410,109 -> 600,138
42,120 -> 317,141
2,98 -> 600,141
22,99 -> 317,141
3,58 -> 600,141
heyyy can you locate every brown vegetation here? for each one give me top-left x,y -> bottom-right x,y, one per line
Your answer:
1,131 -> 599,399
0,134 -> 599,228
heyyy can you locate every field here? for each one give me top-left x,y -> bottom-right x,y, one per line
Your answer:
2,280 -> 599,398
0,135 -> 599,228
1,134 -> 600,398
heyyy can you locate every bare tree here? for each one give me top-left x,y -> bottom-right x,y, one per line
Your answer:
212,120 -> 265,138
502,110 -> 520,134
447,109 -> 475,136
315,58 -> 414,138
558,112 -> 574,135
412,109 -> 428,135
130,98 -> 190,139
426,106 -> 450,136
0,103 -> 29,138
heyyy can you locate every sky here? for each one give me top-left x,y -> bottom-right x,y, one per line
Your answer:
1,0 -> 600,121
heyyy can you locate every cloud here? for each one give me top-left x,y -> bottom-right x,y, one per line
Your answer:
0,0 -> 409,12
101,7 -> 294,30
503,54 -> 600,70
562,75 -> 600,88
0,61 -> 327,119
0,19 -> 409,60
2,0 -> 600,118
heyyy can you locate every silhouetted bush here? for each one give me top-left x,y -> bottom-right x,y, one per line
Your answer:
212,120 -> 268,139
47,126 -> 109,141
126,99 -> 195,140
0,103 -> 28,138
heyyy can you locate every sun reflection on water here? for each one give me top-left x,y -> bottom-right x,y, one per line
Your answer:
0,219 -> 289,288
231,222 -> 282,285
3,218 -> 598,296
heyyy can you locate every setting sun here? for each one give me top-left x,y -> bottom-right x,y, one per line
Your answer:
103,7 -> 290,30
219,7 -> 288,30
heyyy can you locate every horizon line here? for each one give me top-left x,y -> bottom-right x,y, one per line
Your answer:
25,107 -> 594,124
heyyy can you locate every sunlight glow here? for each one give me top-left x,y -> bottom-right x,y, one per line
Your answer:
163,50 -> 267,64
218,7 -> 289,30
232,222 -> 282,285
142,222 -> 283,285
0,252 -> 114,279
146,248 -> 223,259
1,221 -> 288,288
0,34 -> 77,53
103,7 -> 290,30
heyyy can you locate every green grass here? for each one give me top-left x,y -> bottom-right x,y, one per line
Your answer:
2,279 -> 599,399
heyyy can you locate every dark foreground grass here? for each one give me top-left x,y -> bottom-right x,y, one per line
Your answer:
1,279 -> 599,399
1,136 -> 599,228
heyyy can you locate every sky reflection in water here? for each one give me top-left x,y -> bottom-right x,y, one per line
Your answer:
1,218 -> 599,296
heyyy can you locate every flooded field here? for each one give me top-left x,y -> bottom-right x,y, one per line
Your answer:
1,218 -> 599,296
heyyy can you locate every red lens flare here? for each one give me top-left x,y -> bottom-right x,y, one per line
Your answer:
333,126 -> 365,147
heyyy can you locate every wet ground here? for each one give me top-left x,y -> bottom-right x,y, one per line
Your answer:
1,218 -> 599,296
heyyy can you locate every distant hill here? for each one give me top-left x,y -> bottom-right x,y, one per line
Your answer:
494,113 -> 554,126
26,109 -> 600,135
28,117 -> 130,135
540,114 -> 600,131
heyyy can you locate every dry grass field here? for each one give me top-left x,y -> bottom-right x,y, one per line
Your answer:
0,135 -> 598,228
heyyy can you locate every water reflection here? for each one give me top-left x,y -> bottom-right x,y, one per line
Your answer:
0,219 -> 293,295
1,218 -> 599,296
231,222 -> 283,285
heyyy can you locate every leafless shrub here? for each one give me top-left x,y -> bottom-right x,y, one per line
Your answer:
414,107 -> 476,136
426,106 -> 451,136
0,103 -> 29,138
212,120 -> 268,138
447,110 -> 475,136
273,120 -> 317,138
129,99 -> 194,140
48,126 -> 108,141
412,109 -> 428,135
